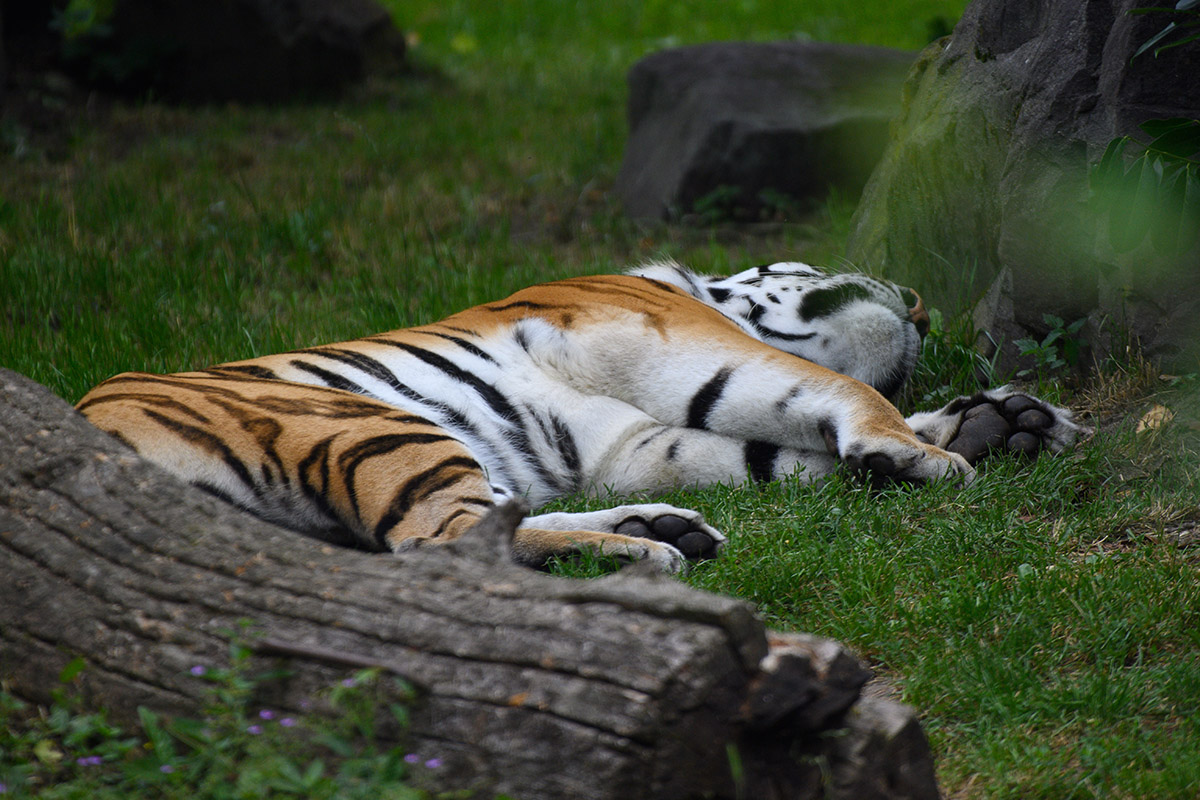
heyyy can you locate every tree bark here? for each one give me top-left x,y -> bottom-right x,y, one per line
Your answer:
0,368 -> 940,800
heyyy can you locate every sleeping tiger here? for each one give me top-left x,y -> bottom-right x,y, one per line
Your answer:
77,261 -> 1081,572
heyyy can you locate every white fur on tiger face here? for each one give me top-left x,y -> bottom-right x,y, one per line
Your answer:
78,260 -> 1081,573
630,261 -> 928,399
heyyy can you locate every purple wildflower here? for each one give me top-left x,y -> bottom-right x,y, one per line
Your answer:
404,753 -> 420,764
280,717 -> 297,727
425,758 -> 443,769
159,765 -> 176,774
246,725 -> 263,735
340,678 -> 358,688
189,665 -> 206,677
258,709 -> 275,720
76,756 -> 103,766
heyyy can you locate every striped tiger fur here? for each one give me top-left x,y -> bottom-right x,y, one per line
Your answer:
77,261 -> 1082,572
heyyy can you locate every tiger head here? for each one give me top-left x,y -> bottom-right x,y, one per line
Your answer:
630,261 -> 930,399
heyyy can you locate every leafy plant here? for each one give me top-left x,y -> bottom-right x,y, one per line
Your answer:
51,0 -> 115,40
687,184 -> 744,224
1014,313 -> 1087,383
0,637 -> 432,799
899,306 -> 998,413
1131,0 -> 1200,58
1089,4 -> 1200,254
1089,118 -> 1200,255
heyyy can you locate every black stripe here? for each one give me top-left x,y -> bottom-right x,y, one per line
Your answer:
202,396 -> 290,488
439,324 -> 482,337
750,322 -> 818,343
78,391 -> 212,425
297,437 -> 350,536
338,432 -> 459,523
370,341 -> 524,426
206,364 -> 280,380
874,367 -> 908,401
289,360 -> 368,394
140,408 -> 262,500
565,276 -> 681,303
300,347 -> 485,440
549,414 -> 582,489
799,284 -> 872,322
243,416 -> 288,488
634,428 -> 669,452
366,342 -> 563,489
818,419 -> 840,455
513,326 -> 531,353
740,301 -> 818,343
687,367 -> 733,430
300,347 -> 404,392
775,385 -> 803,413
485,300 -> 551,313
744,441 -> 780,482
418,331 -> 498,364
678,268 -> 702,296
374,456 -> 482,548
194,481 -> 249,510
429,507 -> 487,541
707,286 -> 731,303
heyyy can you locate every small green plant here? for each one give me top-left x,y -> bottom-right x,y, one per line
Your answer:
687,185 -> 744,224
0,634 -> 434,799
899,306 -> 998,414
1014,313 -> 1087,383
756,187 -> 806,221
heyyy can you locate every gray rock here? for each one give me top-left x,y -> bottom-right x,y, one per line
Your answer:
72,0 -> 406,102
845,0 -> 1200,370
615,41 -> 915,221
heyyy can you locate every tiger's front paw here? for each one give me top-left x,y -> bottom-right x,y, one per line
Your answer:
944,390 -> 1083,465
844,442 -> 974,487
518,504 -> 726,570
607,504 -> 726,560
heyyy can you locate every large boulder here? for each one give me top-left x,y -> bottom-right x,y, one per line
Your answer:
615,41 -> 915,221
64,0 -> 405,102
845,0 -> 1200,370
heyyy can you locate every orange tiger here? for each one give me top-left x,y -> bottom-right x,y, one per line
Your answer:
77,261 -> 1081,571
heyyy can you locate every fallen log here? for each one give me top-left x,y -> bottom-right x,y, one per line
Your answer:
0,368 -> 940,799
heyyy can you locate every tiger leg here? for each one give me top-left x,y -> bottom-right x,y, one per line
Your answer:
583,422 -> 837,493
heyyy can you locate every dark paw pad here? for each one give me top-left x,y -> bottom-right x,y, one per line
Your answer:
1006,431 -> 1041,458
616,515 -> 718,560
946,404 -> 1011,463
949,394 -> 1057,464
845,452 -> 902,487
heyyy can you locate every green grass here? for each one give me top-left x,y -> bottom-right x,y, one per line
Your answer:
3,1 -> 1200,798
